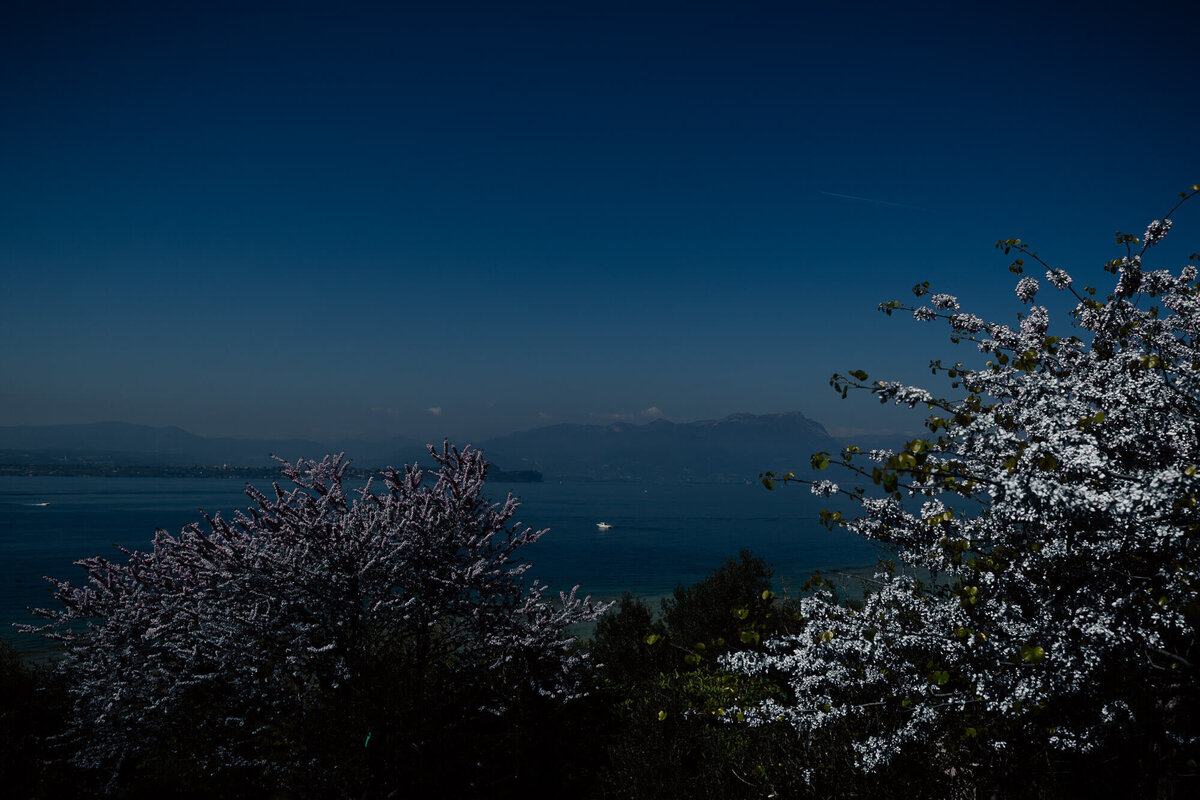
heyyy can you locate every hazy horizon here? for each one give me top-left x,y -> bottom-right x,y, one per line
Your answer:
3,2 -> 1195,445
0,407 -> 923,449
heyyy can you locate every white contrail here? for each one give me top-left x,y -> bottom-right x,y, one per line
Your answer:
819,190 -> 928,211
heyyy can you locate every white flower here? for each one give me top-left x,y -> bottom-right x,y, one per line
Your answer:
950,313 -> 986,333
931,294 -> 960,311
1016,277 -> 1039,304
811,480 -> 840,497
1144,218 -> 1173,246
1046,268 -> 1072,289
1020,305 -> 1049,336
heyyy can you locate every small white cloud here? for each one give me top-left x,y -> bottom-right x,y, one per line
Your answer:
427,407 -> 443,416
640,406 -> 664,418
537,411 -> 553,420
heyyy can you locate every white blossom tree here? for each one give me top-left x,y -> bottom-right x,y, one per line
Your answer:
25,443 -> 606,793
730,187 -> 1200,790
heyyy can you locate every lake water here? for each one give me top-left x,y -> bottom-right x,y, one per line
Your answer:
0,476 -> 881,651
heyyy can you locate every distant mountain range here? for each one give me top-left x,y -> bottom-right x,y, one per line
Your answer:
478,412 -> 837,483
0,422 -> 423,469
0,412 -> 853,483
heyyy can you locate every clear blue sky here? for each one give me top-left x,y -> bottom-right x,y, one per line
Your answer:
2,0 -> 1196,442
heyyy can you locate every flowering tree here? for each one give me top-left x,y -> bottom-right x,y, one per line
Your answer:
25,443 -> 606,793
729,187 -> 1200,789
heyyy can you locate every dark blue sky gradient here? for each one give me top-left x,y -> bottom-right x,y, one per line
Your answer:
2,1 -> 1197,441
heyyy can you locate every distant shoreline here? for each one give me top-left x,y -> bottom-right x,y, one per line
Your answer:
0,464 -> 543,482
0,466 -> 794,485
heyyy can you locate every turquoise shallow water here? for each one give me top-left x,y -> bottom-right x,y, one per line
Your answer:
0,476 -> 880,651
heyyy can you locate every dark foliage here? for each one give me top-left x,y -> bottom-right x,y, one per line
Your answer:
660,549 -> 798,665
0,641 -> 85,798
589,594 -> 671,684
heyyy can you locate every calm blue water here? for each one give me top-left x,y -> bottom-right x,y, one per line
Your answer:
0,476 -> 880,651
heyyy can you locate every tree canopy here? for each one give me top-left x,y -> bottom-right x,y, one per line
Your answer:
25,443 -> 606,794
735,187 -> 1200,789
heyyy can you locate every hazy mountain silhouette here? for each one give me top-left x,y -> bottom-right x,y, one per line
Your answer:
478,411 -> 837,482
0,422 -> 423,468
0,413 -> 838,482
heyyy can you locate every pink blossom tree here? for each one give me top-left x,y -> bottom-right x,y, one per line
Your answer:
733,187 -> 1200,792
27,443 -> 606,793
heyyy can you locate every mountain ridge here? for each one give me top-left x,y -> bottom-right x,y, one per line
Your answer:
0,421 -> 421,469
477,411 -> 835,483
0,412 -> 841,483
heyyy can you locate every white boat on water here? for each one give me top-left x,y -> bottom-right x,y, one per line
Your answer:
596,522 -> 613,530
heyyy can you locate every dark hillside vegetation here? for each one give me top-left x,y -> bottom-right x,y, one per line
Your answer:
5,550 -> 1176,798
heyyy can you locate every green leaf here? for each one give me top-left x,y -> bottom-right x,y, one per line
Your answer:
1020,644 -> 1046,664
739,630 -> 761,645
